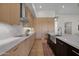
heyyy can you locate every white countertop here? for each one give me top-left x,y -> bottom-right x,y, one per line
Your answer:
48,32 -> 55,36
48,32 -> 79,49
56,34 -> 79,49
0,32 -> 34,55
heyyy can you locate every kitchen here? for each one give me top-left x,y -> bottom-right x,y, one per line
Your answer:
0,3 -> 79,56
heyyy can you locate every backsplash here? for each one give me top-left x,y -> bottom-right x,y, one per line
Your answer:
0,23 -> 23,39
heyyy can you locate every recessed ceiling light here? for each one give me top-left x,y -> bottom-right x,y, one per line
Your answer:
62,5 -> 65,8
39,5 -> 42,8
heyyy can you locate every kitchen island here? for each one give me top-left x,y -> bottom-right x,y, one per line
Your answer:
56,34 -> 79,50
47,33 -> 79,56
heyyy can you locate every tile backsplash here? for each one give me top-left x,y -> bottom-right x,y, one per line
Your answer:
0,23 -> 23,39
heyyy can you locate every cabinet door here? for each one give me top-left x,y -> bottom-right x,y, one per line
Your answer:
0,4 -> 10,23
47,34 -> 50,44
3,39 -> 31,56
56,39 -> 68,56
9,4 -> 20,24
25,6 -> 34,27
2,34 -> 35,56
69,46 -> 79,56
0,3 -> 20,24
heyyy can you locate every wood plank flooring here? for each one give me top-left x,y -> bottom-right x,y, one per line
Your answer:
29,39 -> 55,56
29,39 -> 44,56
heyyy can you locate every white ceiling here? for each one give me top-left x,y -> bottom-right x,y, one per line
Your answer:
26,3 -> 79,17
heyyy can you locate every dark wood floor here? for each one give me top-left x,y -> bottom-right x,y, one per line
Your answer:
29,39 -> 55,56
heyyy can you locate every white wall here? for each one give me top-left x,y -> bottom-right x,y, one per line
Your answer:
56,15 -> 79,35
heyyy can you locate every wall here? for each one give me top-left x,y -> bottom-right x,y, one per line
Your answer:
34,17 -> 54,39
57,15 -> 79,35
0,23 -> 23,40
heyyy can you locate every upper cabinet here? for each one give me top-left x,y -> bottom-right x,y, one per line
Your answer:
25,5 -> 34,27
0,3 -> 20,24
0,3 -> 34,26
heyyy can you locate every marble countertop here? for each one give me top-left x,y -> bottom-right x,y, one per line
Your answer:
56,34 -> 79,49
48,32 -> 79,49
0,32 -> 35,55
48,32 -> 55,36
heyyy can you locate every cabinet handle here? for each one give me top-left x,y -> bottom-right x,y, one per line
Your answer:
72,50 -> 79,55
13,47 -> 18,52
58,41 -> 63,45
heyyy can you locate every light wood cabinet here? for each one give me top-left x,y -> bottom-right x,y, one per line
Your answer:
0,3 -> 20,24
2,34 -> 35,56
34,18 -> 54,39
25,6 -> 34,27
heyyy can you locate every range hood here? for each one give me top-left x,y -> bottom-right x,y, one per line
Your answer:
20,3 -> 26,20
20,3 -> 28,26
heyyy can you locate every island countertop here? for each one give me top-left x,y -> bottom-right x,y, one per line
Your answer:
56,34 -> 79,50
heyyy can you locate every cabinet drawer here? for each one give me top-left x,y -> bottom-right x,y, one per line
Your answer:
71,50 -> 79,56
56,38 -> 64,46
2,45 -> 19,56
2,34 -> 35,56
56,38 -> 68,56
70,46 -> 79,56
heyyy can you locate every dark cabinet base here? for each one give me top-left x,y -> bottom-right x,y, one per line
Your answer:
47,34 -> 79,56
56,38 -> 79,56
69,45 -> 79,56
56,39 -> 68,56
47,39 -> 56,54
47,34 -> 56,55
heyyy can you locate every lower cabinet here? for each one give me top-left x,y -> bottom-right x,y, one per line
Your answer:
47,34 -> 56,54
56,38 -> 79,56
56,38 -> 69,56
2,34 -> 35,56
47,36 -> 79,56
69,45 -> 79,56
